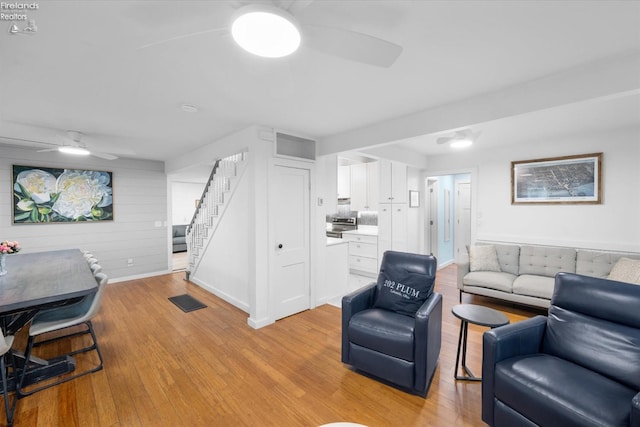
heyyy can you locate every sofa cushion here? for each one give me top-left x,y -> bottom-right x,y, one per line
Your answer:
519,246 -> 576,277
512,274 -> 555,299
463,271 -> 516,293
348,309 -> 415,361
608,257 -> 640,284
495,354 -> 635,427
576,250 -> 640,278
173,224 -> 187,238
469,245 -> 501,272
494,244 -> 520,276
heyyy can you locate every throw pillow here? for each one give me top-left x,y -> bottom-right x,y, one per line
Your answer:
373,256 -> 436,317
608,257 -> 640,284
469,245 -> 502,272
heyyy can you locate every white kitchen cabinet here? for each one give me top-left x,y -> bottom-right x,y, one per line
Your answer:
350,162 -> 379,212
325,241 -> 349,305
348,272 -> 377,292
378,203 -> 408,261
366,162 -> 379,210
379,160 -> 408,204
349,163 -> 367,211
337,165 -> 350,199
342,232 -> 378,275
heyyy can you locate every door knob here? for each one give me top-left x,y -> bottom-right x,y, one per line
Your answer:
278,244 -> 283,249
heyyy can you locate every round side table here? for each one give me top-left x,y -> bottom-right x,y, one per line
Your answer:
452,304 -> 509,381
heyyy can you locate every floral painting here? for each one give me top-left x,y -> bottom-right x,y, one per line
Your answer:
12,165 -> 113,223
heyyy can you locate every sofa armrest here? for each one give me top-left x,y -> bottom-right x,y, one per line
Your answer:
481,315 -> 547,426
413,292 -> 443,396
632,392 -> 640,427
341,284 -> 376,363
456,262 -> 469,291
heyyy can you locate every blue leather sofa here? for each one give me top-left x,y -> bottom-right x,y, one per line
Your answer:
342,251 -> 442,397
482,272 -> 640,426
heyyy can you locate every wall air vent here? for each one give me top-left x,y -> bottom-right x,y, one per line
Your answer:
275,132 -> 315,161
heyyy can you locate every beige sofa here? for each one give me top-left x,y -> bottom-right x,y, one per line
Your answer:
457,243 -> 640,308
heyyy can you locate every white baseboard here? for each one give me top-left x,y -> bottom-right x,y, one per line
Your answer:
190,277 -> 250,313
247,316 -> 274,329
437,259 -> 454,270
109,269 -> 172,283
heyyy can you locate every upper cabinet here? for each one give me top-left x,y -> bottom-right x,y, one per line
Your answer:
350,162 -> 379,212
337,165 -> 351,199
379,159 -> 408,204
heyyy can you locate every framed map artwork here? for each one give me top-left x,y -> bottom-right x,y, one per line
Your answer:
511,153 -> 602,205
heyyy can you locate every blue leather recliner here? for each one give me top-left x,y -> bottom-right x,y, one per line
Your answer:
342,251 -> 442,397
482,272 -> 640,427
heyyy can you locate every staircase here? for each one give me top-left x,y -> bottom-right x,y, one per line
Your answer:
186,151 -> 248,277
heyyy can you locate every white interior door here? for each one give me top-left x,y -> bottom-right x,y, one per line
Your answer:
272,165 -> 310,320
455,182 -> 472,262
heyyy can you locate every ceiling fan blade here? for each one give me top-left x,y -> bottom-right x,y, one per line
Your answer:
0,134 -> 55,147
303,24 -> 402,68
282,0 -> 314,14
91,152 -> 118,160
138,27 -> 228,50
36,148 -> 58,153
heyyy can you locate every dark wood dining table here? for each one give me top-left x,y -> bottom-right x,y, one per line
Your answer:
0,249 -> 99,389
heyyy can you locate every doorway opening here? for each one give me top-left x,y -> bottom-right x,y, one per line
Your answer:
425,173 -> 472,268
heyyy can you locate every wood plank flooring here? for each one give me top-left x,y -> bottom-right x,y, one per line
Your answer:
5,264 -> 544,427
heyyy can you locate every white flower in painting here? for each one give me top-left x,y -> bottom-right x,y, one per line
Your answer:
15,169 -> 57,204
53,170 -> 112,219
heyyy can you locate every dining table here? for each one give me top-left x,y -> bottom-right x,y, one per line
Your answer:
0,249 -> 99,389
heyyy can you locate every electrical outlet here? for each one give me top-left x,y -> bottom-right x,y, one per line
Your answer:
127,258 -> 134,267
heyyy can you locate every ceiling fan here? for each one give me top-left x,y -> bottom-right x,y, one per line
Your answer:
140,0 -> 403,68
0,130 -> 128,160
436,129 -> 481,148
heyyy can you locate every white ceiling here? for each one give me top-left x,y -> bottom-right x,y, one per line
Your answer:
0,0 -> 639,162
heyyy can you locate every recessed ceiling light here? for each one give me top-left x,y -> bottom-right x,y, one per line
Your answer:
231,5 -> 301,58
59,146 -> 90,156
181,104 -> 199,113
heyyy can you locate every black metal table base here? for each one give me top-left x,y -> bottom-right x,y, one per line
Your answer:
454,320 -> 482,381
4,352 -> 76,394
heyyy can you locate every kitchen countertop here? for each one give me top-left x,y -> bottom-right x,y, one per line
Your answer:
342,226 -> 378,236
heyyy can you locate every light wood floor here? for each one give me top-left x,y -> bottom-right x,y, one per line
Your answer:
172,251 -> 188,271
5,264 -> 544,427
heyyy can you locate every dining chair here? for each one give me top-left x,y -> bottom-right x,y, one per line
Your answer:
90,263 -> 102,275
0,334 -> 16,426
16,273 -> 107,397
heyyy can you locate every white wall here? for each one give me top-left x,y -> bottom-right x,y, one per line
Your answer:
425,127 -> 640,252
191,170 -> 250,311
0,146 -> 168,280
171,181 -> 205,225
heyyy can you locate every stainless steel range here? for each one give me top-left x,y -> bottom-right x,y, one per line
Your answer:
326,217 -> 357,238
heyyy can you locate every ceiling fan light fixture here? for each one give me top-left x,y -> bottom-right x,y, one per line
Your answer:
231,5 -> 301,58
450,138 -> 473,149
58,146 -> 90,156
